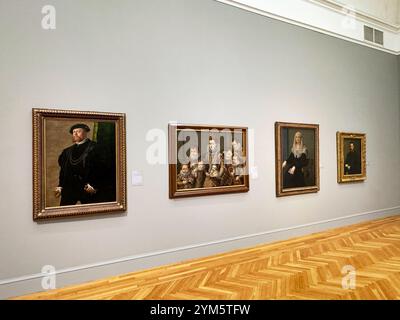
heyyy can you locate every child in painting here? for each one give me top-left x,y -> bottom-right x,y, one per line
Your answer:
207,138 -> 221,166
224,149 -> 233,164
192,161 -> 207,189
204,164 -> 223,187
217,150 -> 233,186
177,164 -> 194,189
232,154 -> 245,185
189,147 -> 199,168
232,139 -> 242,157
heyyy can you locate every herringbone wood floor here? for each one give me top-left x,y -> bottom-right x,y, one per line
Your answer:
15,215 -> 400,300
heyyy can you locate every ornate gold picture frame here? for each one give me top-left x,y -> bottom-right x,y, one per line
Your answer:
32,108 -> 127,220
337,132 -> 366,183
275,122 -> 320,197
168,124 -> 249,199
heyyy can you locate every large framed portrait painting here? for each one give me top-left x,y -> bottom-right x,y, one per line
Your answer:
275,122 -> 320,197
32,108 -> 127,220
336,132 -> 366,183
168,124 -> 249,198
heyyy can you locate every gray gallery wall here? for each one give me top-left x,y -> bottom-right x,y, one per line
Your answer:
0,0 -> 399,298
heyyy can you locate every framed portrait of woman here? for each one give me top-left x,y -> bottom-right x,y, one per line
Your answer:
168,123 -> 249,198
275,122 -> 320,197
336,132 -> 366,183
32,108 -> 127,220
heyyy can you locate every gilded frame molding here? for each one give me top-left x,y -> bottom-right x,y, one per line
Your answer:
336,132 -> 367,183
32,108 -> 127,220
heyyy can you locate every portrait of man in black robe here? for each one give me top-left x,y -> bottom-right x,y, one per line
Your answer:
344,141 -> 361,175
55,123 -> 116,206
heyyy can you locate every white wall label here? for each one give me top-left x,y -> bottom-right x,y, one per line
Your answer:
250,166 -> 258,179
132,170 -> 143,186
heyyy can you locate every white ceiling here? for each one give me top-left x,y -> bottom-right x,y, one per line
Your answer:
325,0 -> 400,27
217,0 -> 400,55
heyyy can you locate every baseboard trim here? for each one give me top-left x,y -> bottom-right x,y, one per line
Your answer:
1,206 -> 399,288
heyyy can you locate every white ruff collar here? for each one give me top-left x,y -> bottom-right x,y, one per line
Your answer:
75,138 -> 88,145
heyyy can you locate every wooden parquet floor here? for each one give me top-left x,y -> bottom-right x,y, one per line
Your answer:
15,215 -> 400,300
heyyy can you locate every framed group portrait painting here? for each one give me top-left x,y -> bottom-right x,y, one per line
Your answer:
32,108 -> 127,220
275,122 -> 320,197
168,123 -> 249,198
336,132 -> 366,183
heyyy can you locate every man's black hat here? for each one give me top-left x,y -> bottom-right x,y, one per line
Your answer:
69,123 -> 91,134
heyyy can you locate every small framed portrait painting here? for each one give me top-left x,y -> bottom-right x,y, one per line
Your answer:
336,132 -> 366,183
32,108 -> 127,220
168,124 -> 249,199
275,122 -> 320,197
